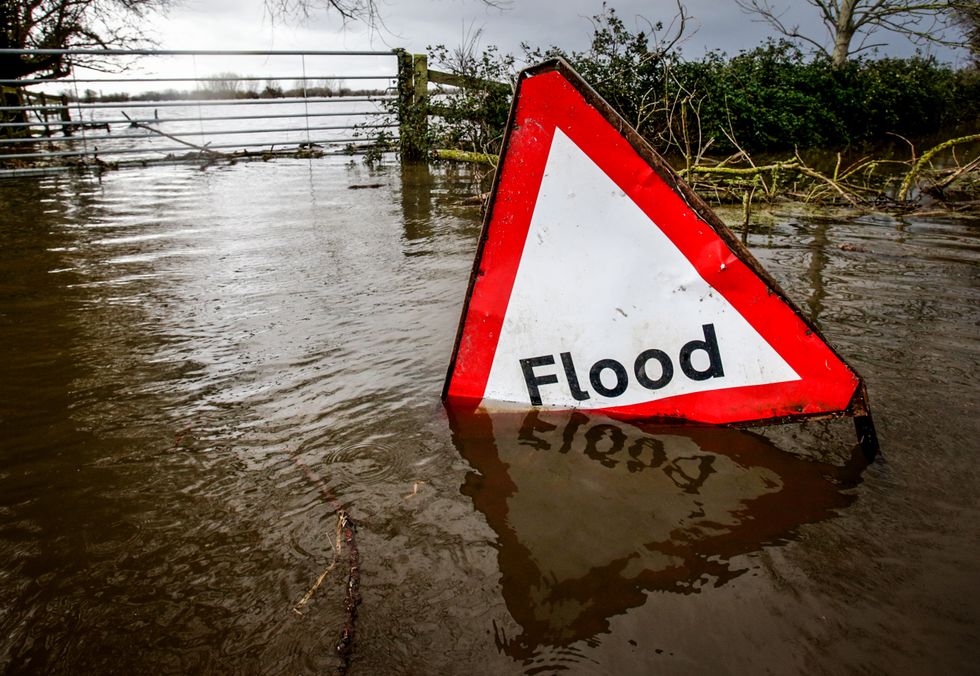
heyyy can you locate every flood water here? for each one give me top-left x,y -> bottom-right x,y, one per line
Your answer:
1,159 -> 978,674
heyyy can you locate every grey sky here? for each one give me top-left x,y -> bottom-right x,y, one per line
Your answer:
159,0 -> 966,64
52,0 -> 964,94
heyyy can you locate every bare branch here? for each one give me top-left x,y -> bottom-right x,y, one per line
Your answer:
734,0 -> 967,66
264,0 -> 511,31
2,0 -> 173,81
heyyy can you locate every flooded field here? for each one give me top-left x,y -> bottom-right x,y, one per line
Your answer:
1,158 -> 978,674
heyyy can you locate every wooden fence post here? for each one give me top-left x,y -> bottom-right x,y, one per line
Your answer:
412,53 -> 428,114
397,49 -> 412,118
39,92 -> 52,137
1,86 -> 27,138
396,49 -> 428,162
60,95 -> 73,137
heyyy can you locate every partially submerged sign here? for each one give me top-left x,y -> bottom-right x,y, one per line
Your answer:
443,59 -> 877,455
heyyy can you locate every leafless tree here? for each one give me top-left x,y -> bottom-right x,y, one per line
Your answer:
734,0 -> 973,67
264,0 -> 511,28
1,0 -> 172,81
198,72 -> 244,97
953,0 -> 979,65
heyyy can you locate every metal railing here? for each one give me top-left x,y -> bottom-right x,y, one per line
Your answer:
0,48 -> 399,176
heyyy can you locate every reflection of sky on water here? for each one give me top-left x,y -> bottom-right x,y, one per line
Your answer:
449,407 -> 867,661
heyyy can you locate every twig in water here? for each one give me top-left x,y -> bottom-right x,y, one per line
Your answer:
172,425 -> 192,450
336,510 -> 361,673
289,452 -> 362,675
292,515 -> 345,615
740,187 -> 755,243
898,133 -> 980,202
793,151 -> 861,207
404,480 -> 426,499
927,155 -> 980,196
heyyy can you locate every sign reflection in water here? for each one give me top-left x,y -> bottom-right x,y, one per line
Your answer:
447,408 -> 868,660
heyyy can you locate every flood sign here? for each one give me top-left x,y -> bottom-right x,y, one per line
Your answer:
442,59 -> 877,456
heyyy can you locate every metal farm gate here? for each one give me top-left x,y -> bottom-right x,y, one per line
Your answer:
0,49 -> 400,176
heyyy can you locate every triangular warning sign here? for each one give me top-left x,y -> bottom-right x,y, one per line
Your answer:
443,59 -> 876,447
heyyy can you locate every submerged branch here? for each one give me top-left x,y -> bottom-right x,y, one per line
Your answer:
670,131 -> 979,213
433,148 -> 496,166
292,515 -> 345,615
681,161 -> 800,176
120,112 -> 222,156
897,133 -> 980,202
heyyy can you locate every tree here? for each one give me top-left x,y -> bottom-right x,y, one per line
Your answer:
264,0 -> 510,28
522,2 -> 691,142
734,0 -> 972,67
197,72 -> 244,99
953,1 -> 980,66
0,0 -> 171,82
265,0 -> 380,26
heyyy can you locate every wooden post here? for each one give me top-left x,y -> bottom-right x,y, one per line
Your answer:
396,50 -> 429,162
412,52 -> 428,121
396,49 -> 413,115
39,92 -> 52,137
60,95 -> 72,137
396,50 -> 414,160
0,86 -> 13,138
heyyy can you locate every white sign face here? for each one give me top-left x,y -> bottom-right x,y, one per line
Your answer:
484,129 -> 800,409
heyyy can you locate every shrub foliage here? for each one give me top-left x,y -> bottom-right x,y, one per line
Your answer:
426,6 -> 978,158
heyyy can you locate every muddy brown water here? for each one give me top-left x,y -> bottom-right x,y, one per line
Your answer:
0,159 -> 978,674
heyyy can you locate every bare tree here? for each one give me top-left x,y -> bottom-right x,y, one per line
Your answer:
197,72 -> 244,98
265,0 -> 380,26
953,0 -> 980,65
1,0 -> 172,81
265,0 -> 511,28
734,0 -> 972,67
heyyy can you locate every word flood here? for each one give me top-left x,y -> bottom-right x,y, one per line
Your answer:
519,324 -> 725,405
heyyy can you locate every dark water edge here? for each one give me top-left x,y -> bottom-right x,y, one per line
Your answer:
0,159 -> 977,674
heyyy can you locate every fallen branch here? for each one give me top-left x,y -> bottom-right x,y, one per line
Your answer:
289,453 -> 362,675
740,187 -> 754,243
292,515 -> 344,615
898,133 -> 980,202
336,511 -> 361,672
793,156 -> 861,208
433,148 -> 496,166
681,160 -> 801,177
121,111 -> 222,156
926,155 -> 980,196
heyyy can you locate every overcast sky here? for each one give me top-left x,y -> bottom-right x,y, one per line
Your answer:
62,0 -> 966,93
157,0 -> 965,63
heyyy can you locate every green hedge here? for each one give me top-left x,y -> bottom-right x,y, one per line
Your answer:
581,40 -> 978,153
430,7 -> 978,157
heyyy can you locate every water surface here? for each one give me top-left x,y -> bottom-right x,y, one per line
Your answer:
1,159 -> 977,674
